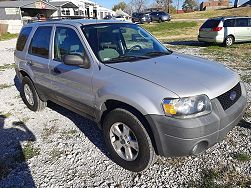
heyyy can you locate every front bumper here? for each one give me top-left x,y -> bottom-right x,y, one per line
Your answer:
145,82 -> 247,157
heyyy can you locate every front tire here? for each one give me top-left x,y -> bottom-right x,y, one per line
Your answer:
103,108 -> 156,172
224,35 -> 234,47
21,76 -> 47,111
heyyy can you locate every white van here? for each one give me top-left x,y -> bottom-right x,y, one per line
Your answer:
198,17 -> 251,46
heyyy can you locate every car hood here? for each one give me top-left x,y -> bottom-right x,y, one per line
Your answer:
107,52 -> 240,99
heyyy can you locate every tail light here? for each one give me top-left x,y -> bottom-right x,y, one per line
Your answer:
212,27 -> 223,31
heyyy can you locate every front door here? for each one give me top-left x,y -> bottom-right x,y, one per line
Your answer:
49,26 -> 95,117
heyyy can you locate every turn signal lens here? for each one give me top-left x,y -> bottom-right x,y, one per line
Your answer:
163,104 -> 177,115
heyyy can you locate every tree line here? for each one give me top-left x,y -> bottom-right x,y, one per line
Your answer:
112,0 -> 199,14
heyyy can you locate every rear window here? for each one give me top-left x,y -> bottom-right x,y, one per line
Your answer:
201,19 -> 220,28
29,26 -> 52,59
16,27 -> 32,51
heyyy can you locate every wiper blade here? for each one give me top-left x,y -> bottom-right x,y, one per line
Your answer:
104,55 -> 150,64
145,51 -> 172,57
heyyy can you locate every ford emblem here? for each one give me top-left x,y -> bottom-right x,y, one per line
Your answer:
230,91 -> 237,101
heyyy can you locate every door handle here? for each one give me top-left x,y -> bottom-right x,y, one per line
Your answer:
53,67 -> 61,74
26,60 -> 33,66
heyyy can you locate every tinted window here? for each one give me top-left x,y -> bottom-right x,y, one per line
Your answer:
29,27 -> 52,58
16,27 -> 32,51
224,19 -> 235,27
54,27 -> 85,62
249,18 -> 251,26
236,18 -> 248,27
201,19 -> 220,28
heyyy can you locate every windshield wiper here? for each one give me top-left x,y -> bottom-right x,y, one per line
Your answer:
104,55 -> 150,64
144,51 -> 172,57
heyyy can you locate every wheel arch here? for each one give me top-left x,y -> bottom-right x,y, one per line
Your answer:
99,99 -> 159,155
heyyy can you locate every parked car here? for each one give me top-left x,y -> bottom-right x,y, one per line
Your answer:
15,19 -> 247,172
103,15 -> 115,20
114,15 -> 126,21
150,11 -> 171,22
198,16 -> 251,46
132,12 -> 151,24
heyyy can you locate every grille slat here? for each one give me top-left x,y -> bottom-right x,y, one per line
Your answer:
217,83 -> 241,110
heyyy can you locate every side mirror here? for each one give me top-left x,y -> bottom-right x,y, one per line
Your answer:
63,54 -> 90,69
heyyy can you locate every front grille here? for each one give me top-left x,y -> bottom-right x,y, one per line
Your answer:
217,83 -> 242,110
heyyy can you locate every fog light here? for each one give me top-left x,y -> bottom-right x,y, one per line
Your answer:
191,141 -> 208,155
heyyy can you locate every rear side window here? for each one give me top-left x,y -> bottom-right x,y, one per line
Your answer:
224,19 -> 235,27
236,18 -> 248,27
16,27 -> 32,51
29,26 -> 52,59
201,19 -> 220,28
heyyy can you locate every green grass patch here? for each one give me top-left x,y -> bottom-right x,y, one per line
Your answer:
0,84 -> 13,89
142,21 -> 198,35
0,112 -> 12,118
0,63 -> 16,71
234,153 -> 251,162
49,148 -> 63,160
42,126 -> 57,140
0,32 -> 18,41
23,142 -> 40,160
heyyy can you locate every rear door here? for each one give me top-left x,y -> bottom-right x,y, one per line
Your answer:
234,18 -> 250,41
26,26 -> 53,89
49,25 -> 95,117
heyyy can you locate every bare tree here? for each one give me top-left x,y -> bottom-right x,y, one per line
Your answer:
155,0 -> 173,13
130,0 -> 148,13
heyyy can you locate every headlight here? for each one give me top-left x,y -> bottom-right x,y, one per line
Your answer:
162,95 -> 212,118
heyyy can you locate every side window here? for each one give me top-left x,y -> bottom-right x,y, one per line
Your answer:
249,18 -> 251,27
16,27 -> 32,51
54,27 -> 85,62
223,19 -> 235,27
235,18 -> 248,27
29,26 -> 52,58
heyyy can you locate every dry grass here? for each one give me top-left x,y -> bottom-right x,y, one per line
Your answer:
173,7 -> 251,19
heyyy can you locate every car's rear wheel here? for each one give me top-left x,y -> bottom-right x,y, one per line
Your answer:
224,35 -> 234,47
21,76 -> 47,111
103,108 -> 156,172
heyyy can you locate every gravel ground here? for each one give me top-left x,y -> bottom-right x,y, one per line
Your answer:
0,39 -> 250,187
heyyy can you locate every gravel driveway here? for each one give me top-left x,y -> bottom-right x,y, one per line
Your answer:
0,39 -> 250,187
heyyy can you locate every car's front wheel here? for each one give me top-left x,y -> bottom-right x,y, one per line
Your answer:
103,108 -> 156,172
21,76 -> 47,111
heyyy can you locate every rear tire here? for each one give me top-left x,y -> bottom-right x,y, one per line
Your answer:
224,35 -> 234,47
21,76 -> 47,111
103,108 -> 156,172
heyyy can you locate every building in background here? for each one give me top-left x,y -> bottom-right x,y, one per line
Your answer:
0,0 -> 114,34
0,0 -> 57,33
200,0 -> 229,10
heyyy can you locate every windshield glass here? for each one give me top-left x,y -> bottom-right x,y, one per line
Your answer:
81,23 -> 172,64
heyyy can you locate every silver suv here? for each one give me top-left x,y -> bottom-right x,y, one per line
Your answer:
198,17 -> 251,46
15,19 -> 247,172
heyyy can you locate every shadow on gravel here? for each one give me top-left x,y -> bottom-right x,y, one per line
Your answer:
14,75 -> 21,92
238,119 -> 251,129
47,102 -> 111,159
0,115 -> 36,187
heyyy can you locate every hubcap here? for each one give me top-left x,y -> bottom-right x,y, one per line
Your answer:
226,37 -> 232,46
24,84 -> 34,105
109,122 -> 139,161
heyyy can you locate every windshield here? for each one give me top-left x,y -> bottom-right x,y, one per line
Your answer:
81,23 -> 172,64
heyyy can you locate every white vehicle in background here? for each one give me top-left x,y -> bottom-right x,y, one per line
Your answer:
115,15 -> 126,21
198,16 -> 251,46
